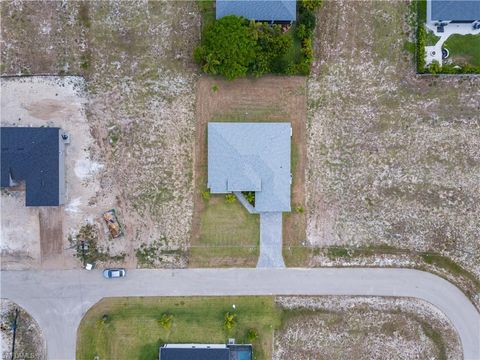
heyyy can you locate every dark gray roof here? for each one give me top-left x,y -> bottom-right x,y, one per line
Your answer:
216,0 -> 296,22
431,0 -> 480,21
1,127 -> 61,206
159,347 -> 229,360
208,122 -> 291,212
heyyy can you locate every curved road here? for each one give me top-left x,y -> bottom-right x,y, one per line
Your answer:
2,268 -> 479,360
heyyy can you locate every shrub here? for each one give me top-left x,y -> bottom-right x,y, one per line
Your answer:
224,312 -> 237,330
201,189 -> 211,201
242,191 -> 255,206
158,313 -> 174,330
246,328 -> 258,342
300,0 -> 323,11
225,194 -> 236,203
417,24 -> 426,73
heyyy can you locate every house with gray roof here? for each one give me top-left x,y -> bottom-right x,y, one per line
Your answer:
208,122 -> 291,213
1,127 -> 67,206
428,0 -> 480,22
216,0 -> 296,23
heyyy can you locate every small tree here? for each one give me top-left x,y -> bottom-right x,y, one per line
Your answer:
224,311 -> 237,330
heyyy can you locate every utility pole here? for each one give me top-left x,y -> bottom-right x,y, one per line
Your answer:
11,307 -> 19,360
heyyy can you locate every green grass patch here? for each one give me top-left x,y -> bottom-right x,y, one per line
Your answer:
420,253 -> 480,291
189,196 -> 259,267
77,296 -> 282,360
419,320 -> 447,360
197,0 -> 215,30
425,29 -> 440,46
444,34 -> 480,66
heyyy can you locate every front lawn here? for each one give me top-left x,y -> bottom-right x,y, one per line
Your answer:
444,34 -> 480,67
189,195 -> 260,267
76,296 -> 282,360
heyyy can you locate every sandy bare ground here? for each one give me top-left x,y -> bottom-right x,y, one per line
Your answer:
1,76 -> 104,270
305,1 -> 480,277
274,296 -> 461,360
0,299 -> 46,360
1,1 -> 201,269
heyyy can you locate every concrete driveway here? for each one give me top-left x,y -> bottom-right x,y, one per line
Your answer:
257,212 -> 285,268
2,268 -> 479,360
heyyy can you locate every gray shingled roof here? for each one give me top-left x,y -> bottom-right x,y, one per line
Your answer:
1,127 -> 64,206
431,0 -> 480,21
216,0 -> 296,22
208,122 -> 291,212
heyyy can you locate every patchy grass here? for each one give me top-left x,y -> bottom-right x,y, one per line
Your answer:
189,196 -> 260,267
444,34 -> 480,66
76,296 -> 282,360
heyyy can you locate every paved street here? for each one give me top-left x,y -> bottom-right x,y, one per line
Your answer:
2,268 -> 479,360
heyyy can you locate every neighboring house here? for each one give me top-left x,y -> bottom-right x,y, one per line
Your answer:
159,343 -> 253,360
1,127 -> 68,206
216,0 -> 296,23
428,0 -> 480,23
208,122 -> 291,213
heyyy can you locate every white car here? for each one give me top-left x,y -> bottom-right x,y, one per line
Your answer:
103,268 -> 126,279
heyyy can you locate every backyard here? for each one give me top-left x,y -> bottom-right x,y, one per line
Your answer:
444,34 -> 480,67
191,76 -> 307,267
76,296 -> 460,360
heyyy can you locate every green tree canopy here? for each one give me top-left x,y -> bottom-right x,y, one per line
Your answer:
194,16 -> 257,80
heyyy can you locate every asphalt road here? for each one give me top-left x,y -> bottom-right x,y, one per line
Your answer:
2,268 -> 479,360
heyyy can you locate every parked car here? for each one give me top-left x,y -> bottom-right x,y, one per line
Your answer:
103,268 -> 126,279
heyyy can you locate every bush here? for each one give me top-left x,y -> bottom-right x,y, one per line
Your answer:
300,0 -> 323,11
224,312 -> 237,330
201,189 -> 211,201
225,194 -> 236,203
242,191 -> 255,206
158,313 -> 173,330
246,328 -> 258,342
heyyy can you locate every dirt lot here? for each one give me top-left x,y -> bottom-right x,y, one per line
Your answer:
0,76 -> 104,269
1,299 -> 46,360
1,1 -> 201,268
274,296 -> 461,360
302,1 -> 480,299
192,76 -> 307,266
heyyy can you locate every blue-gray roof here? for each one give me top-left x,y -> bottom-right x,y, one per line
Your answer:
216,0 -> 296,22
208,122 -> 291,212
1,127 -> 62,206
159,347 -> 229,360
430,0 -> 480,21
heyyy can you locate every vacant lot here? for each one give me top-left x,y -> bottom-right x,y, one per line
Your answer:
302,0 -> 480,300
77,296 -> 282,360
274,296 -> 461,360
77,296 -> 460,360
192,76 -> 307,266
1,1 -> 201,268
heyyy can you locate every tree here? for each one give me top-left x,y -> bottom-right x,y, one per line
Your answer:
158,313 -> 174,330
194,16 -> 257,80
